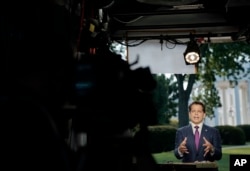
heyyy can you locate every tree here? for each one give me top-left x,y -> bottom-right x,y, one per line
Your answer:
175,74 -> 196,127
177,41 -> 250,127
152,74 -> 178,124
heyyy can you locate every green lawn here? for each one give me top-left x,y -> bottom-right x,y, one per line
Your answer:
152,147 -> 250,171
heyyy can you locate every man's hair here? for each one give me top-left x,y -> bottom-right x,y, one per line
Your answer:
188,101 -> 206,113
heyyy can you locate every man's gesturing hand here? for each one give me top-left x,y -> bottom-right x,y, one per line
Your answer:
178,137 -> 189,154
202,137 -> 214,157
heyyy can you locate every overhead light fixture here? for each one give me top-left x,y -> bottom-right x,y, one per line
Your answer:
183,38 -> 200,65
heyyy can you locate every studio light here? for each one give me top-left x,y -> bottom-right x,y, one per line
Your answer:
183,38 -> 200,65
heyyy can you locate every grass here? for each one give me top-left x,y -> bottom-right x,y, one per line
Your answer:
152,146 -> 250,171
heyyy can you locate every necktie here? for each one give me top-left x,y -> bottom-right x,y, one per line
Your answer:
194,126 -> 199,150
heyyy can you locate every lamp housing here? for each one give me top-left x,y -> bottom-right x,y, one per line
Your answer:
183,39 -> 200,65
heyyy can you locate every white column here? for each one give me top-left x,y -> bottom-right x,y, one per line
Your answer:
239,81 -> 249,124
216,81 -> 229,125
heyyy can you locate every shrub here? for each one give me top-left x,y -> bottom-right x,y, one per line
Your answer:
237,124 -> 250,141
215,125 -> 246,145
147,125 -> 177,153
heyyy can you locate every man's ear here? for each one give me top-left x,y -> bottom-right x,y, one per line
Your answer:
203,113 -> 206,119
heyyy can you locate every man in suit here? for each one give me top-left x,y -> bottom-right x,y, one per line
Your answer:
174,101 -> 222,163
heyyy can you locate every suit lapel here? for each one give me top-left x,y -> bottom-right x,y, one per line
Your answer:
200,124 -> 209,139
199,124 -> 209,150
187,125 -> 197,152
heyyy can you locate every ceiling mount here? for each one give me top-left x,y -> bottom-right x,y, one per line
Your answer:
136,0 -> 200,6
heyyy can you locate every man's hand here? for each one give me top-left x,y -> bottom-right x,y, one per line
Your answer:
202,137 -> 214,157
178,137 -> 189,154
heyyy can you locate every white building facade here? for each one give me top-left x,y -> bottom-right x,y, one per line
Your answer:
204,79 -> 250,126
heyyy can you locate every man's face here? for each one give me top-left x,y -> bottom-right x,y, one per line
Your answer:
189,104 -> 206,124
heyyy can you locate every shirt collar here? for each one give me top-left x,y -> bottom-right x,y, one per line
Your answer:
190,122 -> 203,132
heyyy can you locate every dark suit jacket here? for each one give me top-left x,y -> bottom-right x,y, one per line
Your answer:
174,124 -> 222,162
